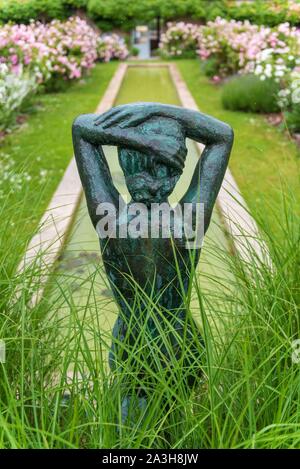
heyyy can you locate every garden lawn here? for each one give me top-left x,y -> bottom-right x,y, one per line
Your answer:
177,60 -> 300,240
0,62 -> 118,273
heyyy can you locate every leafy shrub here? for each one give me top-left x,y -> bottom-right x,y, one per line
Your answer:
200,57 -> 220,79
222,74 -> 281,113
87,0 -> 225,30
130,46 -> 139,57
1,1 -> 299,28
285,104 -> 300,133
0,0 -> 89,24
230,0 -> 286,26
230,0 -> 300,27
0,0 -> 66,23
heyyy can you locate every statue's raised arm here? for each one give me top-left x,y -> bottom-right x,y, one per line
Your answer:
72,109 -> 186,225
91,102 -> 234,233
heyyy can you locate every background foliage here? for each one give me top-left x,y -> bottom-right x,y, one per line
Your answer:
0,0 -> 299,28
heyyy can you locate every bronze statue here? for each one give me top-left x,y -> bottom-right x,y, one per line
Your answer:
72,103 -> 233,419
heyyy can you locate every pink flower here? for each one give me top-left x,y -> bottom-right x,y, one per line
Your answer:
11,64 -> 21,75
10,54 -> 18,65
212,75 -> 221,83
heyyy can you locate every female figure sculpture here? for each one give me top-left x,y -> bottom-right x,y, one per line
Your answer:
72,103 -> 234,414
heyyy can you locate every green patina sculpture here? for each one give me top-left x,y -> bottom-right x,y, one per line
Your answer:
72,103 -> 233,418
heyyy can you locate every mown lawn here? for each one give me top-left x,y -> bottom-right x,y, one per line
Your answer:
177,60 -> 300,238
0,62 -> 117,271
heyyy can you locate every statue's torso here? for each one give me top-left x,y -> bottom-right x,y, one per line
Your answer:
99,206 -> 201,315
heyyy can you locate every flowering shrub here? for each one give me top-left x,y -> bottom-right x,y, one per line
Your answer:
160,18 -> 300,79
0,16 -> 126,130
97,34 -> 129,62
41,17 -> 98,81
197,18 -> 260,77
0,17 -> 127,83
277,67 -> 300,132
0,22 -> 51,83
0,17 -> 98,84
159,22 -> 201,58
0,63 -> 38,130
285,68 -> 300,106
159,17 -> 300,133
248,25 -> 300,122
197,18 -> 300,80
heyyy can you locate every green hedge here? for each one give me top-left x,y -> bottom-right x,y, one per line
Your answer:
0,0 -> 87,23
0,0 -> 299,27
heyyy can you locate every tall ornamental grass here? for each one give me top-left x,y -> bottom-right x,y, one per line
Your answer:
0,184 -> 299,448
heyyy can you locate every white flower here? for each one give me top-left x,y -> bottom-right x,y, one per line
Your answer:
291,79 -> 300,89
265,68 -> 272,78
260,48 -> 273,61
278,89 -> 290,97
292,88 -> 300,104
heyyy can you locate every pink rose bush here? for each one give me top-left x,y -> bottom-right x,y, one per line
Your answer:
0,17 -> 99,84
160,18 -> 300,79
37,17 -> 99,81
200,19 -> 300,112
197,18 -> 262,77
197,18 -> 300,80
0,21 -> 52,84
97,34 -> 129,62
160,18 -> 300,112
0,16 -> 127,129
0,16 -> 128,83
159,22 -> 201,58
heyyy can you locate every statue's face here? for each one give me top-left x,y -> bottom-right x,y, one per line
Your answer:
118,116 -> 186,205
118,148 -> 180,204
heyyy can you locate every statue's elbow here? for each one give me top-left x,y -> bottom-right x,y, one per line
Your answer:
72,113 -> 94,138
223,124 -> 234,145
72,115 -> 85,137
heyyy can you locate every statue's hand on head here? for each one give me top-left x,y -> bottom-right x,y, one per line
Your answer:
94,105 -> 186,173
94,102 -> 160,129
